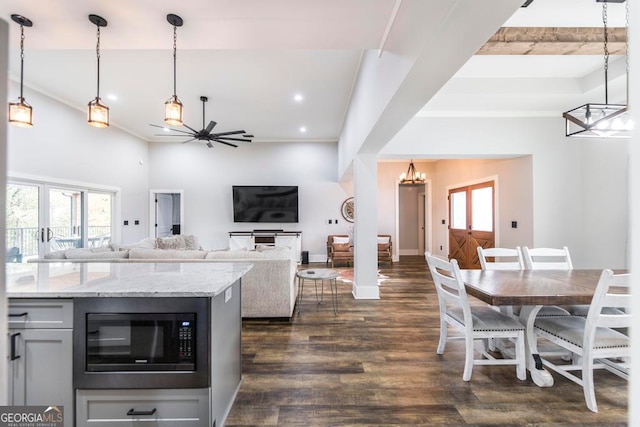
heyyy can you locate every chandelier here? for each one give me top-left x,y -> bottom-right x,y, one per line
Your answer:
563,1 -> 631,138
399,160 -> 425,185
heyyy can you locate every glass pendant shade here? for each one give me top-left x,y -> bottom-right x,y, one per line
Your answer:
164,95 -> 184,126
8,98 -> 33,128
563,103 -> 632,138
88,97 -> 109,128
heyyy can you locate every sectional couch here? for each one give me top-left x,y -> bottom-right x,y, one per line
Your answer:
36,235 -> 299,319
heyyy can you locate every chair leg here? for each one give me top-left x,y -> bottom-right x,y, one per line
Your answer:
437,318 -> 447,354
583,354 -> 598,412
515,331 -> 526,381
463,335 -> 474,381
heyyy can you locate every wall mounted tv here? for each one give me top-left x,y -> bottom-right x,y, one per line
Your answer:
232,186 -> 299,223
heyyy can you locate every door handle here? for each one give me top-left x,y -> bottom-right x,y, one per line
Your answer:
41,228 -> 45,243
47,227 -> 53,242
127,408 -> 157,416
10,332 -> 21,360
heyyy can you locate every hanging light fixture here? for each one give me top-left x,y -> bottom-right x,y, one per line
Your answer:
164,14 -> 184,126
399,160 -> 426,185
8,14 -> 34,128
563,0 -> 631,138
87,14 -> 109,128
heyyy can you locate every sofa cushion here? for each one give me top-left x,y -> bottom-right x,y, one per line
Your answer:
114,237 -> 157,251
256,246 -> 292,260
129,248 -> 207,259
43,250 -> 68,260
65,247 -> 129,260
205,250 -> 266,260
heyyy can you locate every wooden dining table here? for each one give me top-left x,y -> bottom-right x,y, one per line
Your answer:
458,268 -> 619,387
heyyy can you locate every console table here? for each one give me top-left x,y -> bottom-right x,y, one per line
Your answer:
229,230 -> 302,263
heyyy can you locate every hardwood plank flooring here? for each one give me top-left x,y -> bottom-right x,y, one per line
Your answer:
225,256 -> 628,426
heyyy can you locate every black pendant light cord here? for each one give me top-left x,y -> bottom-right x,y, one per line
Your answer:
19,24 -> 25,100
173,25 -> 178,97
96,25 -> 101,99
602,2 -> 609,105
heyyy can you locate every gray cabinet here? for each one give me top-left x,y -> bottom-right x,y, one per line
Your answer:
76,389 -> 210,427
7,299 -> 74,427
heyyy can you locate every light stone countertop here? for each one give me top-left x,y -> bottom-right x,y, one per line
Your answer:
6,261 -> 253,298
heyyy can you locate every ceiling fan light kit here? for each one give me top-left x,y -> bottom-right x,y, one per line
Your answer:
164,14 -> 184,126
8,14 -> 34,128
563,0 -> 631,138
87,14 -> 109,128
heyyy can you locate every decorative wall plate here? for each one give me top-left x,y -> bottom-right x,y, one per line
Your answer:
341,197 -> 354,223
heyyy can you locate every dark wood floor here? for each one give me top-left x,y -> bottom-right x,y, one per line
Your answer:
225,256 -> 628,426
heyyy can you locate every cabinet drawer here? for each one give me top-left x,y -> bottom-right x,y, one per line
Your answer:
76,389 -> 210,427
8,299 -> 73,329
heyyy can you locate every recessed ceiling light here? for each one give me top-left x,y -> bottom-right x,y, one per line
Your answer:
107,94 -> 118,101
299,126 -> 307,133
293,94 -> 303,102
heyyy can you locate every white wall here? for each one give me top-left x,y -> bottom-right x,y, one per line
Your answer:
148,139 -> 349,260
382,116 -> 629,269
7,82 -> 150,244
1,17 -> 9,405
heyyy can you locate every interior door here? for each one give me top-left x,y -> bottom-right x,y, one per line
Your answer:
155,193 -> 173,238
448,181 -> 495,269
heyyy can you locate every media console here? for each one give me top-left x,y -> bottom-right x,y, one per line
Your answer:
229,230 -> 302,263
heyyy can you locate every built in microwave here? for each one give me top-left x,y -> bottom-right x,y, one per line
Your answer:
74,297 -> 210,389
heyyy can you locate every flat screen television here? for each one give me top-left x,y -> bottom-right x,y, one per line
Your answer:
232,186 -> 299,223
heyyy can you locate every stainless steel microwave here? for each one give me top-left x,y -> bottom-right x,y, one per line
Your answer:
73,297 -> 210,389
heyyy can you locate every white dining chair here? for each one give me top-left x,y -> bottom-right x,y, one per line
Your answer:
477,246 -> 524,270
522,246 -> 573,270
425,252 -> 526,382
533,269 -> 630,412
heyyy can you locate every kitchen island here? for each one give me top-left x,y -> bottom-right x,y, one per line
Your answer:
6,261 -> 252,427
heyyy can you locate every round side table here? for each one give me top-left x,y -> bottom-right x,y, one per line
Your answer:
296,268 -> 339,316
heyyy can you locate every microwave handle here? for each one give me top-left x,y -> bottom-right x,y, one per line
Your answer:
127,408 -> 157,416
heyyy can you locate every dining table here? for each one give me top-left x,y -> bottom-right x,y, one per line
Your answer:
458,268 -> 621,387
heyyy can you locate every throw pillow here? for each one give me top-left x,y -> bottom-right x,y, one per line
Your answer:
332,243 -> 351,252
183,235 -> 201,250
156,235 -> 187,250
333,236 -> 350,244
377,236 -> 390,244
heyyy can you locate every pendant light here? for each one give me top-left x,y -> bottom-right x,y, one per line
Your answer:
563,1 -> 631,138
164,14 -> 184,126
87,14 -> 109,128
8,14 -> 34,128
399,160 -> 425,185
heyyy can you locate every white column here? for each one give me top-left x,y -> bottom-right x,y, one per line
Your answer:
0,18 -> 9,405
628,1 -> 639,425
352,154 -> 379,299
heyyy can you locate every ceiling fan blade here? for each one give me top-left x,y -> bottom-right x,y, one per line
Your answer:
182,123 -> 200,134
205,121 -> 217,133
242,134 -> 254,138
153,133 -> 197,137
181,138 -> 198,144
149,124 -> 194,135
213,139 -> 238,148
210,130 -> 246,137
215,136 -> 252,142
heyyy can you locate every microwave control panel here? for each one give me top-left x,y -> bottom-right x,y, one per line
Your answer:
178,318 -> 195,362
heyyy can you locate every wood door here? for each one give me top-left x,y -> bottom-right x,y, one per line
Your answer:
448,181 -> 495,269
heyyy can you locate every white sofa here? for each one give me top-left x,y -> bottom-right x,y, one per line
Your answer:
36,236 -> 298,319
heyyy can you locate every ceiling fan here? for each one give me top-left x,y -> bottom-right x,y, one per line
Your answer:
150,96 -> 253,148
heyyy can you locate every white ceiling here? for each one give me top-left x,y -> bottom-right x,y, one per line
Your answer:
1,0 -> 630,145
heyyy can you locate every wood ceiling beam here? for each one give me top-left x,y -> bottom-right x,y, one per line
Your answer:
477,27 -> 627,55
